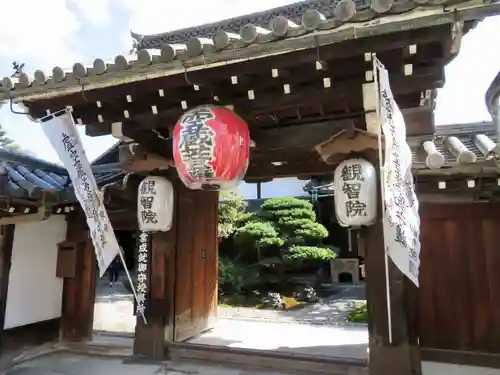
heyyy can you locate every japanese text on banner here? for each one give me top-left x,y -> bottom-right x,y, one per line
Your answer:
41,110 -> 119,277
376,59 -> 421,287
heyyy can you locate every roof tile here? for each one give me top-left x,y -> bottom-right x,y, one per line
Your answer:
0,148 -> 124,200
0,0 -> 492,101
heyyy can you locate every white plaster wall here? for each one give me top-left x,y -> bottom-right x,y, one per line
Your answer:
238,178 -> 309,199
3,215 -> 67,329
423,362 -> 500,375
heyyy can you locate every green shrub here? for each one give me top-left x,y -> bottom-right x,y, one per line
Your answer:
218,192 -> 248,239
347,302 -> 368,323
283,245 -> 336,263
218,256 -> 259,295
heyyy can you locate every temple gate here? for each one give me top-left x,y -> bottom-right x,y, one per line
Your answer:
1,0 -> 499,373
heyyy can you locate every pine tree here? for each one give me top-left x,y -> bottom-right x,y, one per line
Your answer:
218,191 -> 249,239
235,197 -> 336,284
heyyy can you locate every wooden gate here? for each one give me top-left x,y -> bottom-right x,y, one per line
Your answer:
418,203 -> 500,356
174,188 -> 219,342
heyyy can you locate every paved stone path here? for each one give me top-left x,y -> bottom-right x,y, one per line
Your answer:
93,277 -> 135,333
93,278 -> 366,333
188,319 -> 369,359
1,352 -> 473,375
2,352 -> 318,375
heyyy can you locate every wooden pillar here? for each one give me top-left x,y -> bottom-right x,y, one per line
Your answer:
363,174 -> 421,374
0,225 -> 15,342
133,229 -> 176,359
59,213 -> 96,342
133,180 -> 219,358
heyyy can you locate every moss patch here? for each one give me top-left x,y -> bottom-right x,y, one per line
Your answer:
219,294 -> 261,307
282,296 -> 302,309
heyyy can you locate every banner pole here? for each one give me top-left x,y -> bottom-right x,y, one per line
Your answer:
117,248 -> 148,324
372,53 -> 393,344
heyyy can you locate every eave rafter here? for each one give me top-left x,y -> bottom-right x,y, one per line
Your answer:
25,40 -> 445,128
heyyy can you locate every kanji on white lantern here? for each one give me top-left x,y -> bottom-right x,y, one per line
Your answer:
173,105 -> 250,191
334,158 -> 377,228
137,176 -> 174,232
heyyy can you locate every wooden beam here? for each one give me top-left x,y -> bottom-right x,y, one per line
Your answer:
25,25 -> 452,111
415,175 -> 500,197
250,148 -> 321,164
252,120 -> 358,150
34,65 -> 444,128
0,225 -> 15,340
122,128 -> 172,160
245,161 -> 334,181
404,105 -> 435,136
420,348 -> 500,369
118,143 -> 332,180
315,128 -> 379,164
238,65 -> 442,112
85,123 -> 111,137
119,144 -> 173,173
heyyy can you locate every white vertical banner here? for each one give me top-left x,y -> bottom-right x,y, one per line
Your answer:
375,58 -> 421,287
41,110 -> 119,277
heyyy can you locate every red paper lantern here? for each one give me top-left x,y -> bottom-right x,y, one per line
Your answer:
173,105 -> 250,190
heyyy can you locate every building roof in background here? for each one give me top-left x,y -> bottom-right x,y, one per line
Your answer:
306,121 -> 499,193
412,121 -> 497,169
0,147 -> 124,202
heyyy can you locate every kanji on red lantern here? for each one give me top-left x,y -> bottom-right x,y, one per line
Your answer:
173,105 -> 250,190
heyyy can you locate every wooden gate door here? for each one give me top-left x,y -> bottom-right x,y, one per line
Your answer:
418,202 -> 500,354
173,188 -> 218,342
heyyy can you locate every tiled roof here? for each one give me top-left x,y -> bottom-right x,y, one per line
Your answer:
0,148 -> 124,201
412,121 -> 497,169
305,121 -> 498,192
0,0 -> 495,102
131,0 -> 382,48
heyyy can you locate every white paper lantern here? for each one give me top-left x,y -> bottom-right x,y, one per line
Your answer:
334,158 -> 377,228
137,176 -> 174,232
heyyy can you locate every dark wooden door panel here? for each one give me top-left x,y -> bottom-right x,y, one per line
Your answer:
174,189 -> 218,342
417,203 -> 500,353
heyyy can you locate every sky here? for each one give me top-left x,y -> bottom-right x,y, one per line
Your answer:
0,1 -> 499,165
